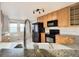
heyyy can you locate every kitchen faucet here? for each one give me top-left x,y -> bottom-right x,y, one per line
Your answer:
24,19 -> 31,49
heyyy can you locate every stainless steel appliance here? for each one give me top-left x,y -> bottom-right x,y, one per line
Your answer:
32,22 -> 45,42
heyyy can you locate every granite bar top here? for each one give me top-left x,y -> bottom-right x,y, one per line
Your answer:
0,49 -> 54,57
0,49 -> 79,57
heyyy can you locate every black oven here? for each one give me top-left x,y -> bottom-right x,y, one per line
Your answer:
45,29 -> 60,43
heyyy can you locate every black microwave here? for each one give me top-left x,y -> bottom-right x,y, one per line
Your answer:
47,20 -> 58,27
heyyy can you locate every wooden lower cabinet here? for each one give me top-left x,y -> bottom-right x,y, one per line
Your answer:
41,32 -> 45,43
56,35 -> 74,44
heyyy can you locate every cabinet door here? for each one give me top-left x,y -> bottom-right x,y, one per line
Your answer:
57,7 -> 70,27
57,10 -> 62,27
70,3 -> 79,26
42,15 -> 48,27
41,32 -> 45,43
56,35 -> 74,44
37,17 -> 43,22
52,12 -> 57,20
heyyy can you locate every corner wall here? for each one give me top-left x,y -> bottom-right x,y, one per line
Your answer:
0,2 -> 2,41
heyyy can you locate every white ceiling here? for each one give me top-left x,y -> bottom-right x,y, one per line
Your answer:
1,2 -> 75,21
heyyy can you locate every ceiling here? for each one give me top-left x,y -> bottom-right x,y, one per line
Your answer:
1,2 -> 75,21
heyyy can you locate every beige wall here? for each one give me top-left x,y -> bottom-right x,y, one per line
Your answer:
0,2 -> 2,41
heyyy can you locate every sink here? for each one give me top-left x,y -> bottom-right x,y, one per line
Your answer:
14,44 -> 23,48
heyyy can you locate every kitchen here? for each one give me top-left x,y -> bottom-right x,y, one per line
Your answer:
35,2 -> 79,49
0,2 -> 79,57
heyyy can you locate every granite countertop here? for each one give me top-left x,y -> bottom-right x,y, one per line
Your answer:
49,49 -> 79,57
0,49 -> 79,57
0,49 -> 54,57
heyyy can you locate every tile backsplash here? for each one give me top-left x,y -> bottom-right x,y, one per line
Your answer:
45,27 -> 79,35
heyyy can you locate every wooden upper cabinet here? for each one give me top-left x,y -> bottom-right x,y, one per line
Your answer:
43,15 -> 48,27
52,12 -> 57,20
38,7 -> 70,27
70,3 -> 79,26
37,16 -> 43,22
43,12 -> 57,27
47,12 -> 57,21
37,15 -> 48,27
57,7 -> 70,27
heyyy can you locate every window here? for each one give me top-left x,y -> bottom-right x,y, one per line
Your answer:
20,24 -> 24,32
9,23 -> 17,33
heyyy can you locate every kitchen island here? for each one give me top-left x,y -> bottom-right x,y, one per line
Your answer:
0,49 -> 79,57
